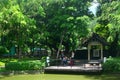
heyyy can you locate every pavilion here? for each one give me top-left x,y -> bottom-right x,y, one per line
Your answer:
83,33 -> 108,61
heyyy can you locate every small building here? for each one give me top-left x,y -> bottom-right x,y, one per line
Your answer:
45,33 -> 105,73
82,33 -> 108,61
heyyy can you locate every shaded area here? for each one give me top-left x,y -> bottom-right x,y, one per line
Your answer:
85,74 -> 120,80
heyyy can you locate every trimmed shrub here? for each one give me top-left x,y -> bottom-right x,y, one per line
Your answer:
5,60 -> 42,71
103,58 -> 120,72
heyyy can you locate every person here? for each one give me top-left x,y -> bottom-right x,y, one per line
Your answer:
68,57 -> 74,66
71,51 -> 75,58
62,56 -> 67,66
61,51 -> 64,59
59,51 -> 64,65
46,56 -> 50,66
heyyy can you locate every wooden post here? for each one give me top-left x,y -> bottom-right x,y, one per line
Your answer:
88,44 -> 91,61
101,44 -> 103,60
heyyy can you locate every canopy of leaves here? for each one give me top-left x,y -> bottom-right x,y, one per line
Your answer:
0,0 -> 92,57
94,0 -> 120,56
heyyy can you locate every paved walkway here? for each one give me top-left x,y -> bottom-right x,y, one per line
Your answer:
45,65 -> 102,72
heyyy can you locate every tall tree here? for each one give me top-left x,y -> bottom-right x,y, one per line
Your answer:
94,0 -> 120,56
0,0 -> 92,58
17,0 -> 46,55
0,0 -> 41,58
41,0 -> 91,57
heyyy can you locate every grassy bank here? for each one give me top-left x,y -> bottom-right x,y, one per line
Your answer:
0,73 -> 120,80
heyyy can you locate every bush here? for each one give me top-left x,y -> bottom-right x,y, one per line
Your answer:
0,46 -> 9,56
5,60 -> 42,71
103,58 -> 120,72
40,57 -> 46,67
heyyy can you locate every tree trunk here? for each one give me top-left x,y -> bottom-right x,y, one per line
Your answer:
64,46 -> 71,57
17,45 -> 21,59
56,35 -> 64,59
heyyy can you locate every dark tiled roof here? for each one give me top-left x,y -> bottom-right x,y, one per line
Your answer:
83,33 -> 109,46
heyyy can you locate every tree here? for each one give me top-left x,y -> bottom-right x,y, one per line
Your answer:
41,0 -> 91,58
94,0 -> 120,56
0,0 -> 92,58
0,0 -> 39,58
17,0 -> 46,56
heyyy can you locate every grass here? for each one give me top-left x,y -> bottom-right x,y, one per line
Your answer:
0,73 -> 120,80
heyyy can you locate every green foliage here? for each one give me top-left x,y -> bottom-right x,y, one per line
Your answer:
0,58 -> 18,63
0,0 -> 92,58
42,0 -> 91,54
103,58 -> 120,72
0,61 -> 5,66
95,0 -> 120,39
5,60 -> 43,71
94,0 -> 120,56
40,57 -> 46,67
0,46 -> 9,55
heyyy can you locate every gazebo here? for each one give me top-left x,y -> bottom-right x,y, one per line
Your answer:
83,33 -> 108,61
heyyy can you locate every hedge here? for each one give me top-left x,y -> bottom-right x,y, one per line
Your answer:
5,60 -> 45,71
103,58 -> 120,72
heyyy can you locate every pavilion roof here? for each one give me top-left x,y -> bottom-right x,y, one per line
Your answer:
82,33 -> 109,47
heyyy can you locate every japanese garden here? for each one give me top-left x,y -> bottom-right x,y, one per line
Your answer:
0,0 -> 120,80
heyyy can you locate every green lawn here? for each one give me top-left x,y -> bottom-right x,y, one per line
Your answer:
0,74 -> 120,80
